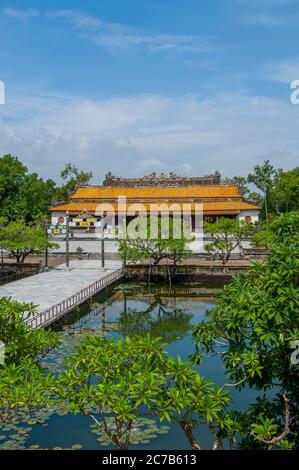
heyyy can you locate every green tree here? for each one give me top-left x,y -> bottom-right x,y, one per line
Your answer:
247,160 -> 282,227
270,167 -> 299,214
0,155 -> 28,219
165,236 -> 193,266
54,163 -> 93,201
252,211 -> 299,248
57,335 -> 167,450
0,297 -> 59,364
0,359 -> 55,425
204,218 -> 253,264
269,210 -> 299,239
251,229 -> 274,249
0,154 -> 58,221
118,216 -> 193,266
155,357 -> 237,450
0,221 -> 58,263
0,298 -> 59,430
15,173 -> 56,222
222,176 -> 262,205
193,212 -> 299,448
58,334 -> 239,450
222,176 -> 249,195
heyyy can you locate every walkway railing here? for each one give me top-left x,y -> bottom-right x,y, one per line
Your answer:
0,271 -> 33,286
24,268 -> 124,329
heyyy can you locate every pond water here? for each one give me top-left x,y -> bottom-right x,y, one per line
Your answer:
1,281 -> 265,450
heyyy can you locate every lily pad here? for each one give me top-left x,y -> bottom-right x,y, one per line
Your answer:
71,444 -> 83,450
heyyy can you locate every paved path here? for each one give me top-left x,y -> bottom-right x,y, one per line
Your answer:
0,260 -> 123,312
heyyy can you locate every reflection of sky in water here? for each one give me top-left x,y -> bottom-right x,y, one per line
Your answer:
3,283 -> 271,450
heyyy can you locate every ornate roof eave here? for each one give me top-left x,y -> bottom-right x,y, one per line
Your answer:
241,198 -> 261,210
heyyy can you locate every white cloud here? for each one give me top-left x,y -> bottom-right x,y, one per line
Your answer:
137,158 -> 165,170
180,163 -> 193,173
262,57 -> 299,83
47,9 -> 102,30
2,8 -> 215,55
241,14 -> 287,25
4,8 -> 40,19
47,9 -> 211,55
92,33 -> 210,53
0,90 -> 298,181
228,0 -> 296,25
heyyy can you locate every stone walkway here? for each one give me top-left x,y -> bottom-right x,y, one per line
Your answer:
0,260 -> 123,312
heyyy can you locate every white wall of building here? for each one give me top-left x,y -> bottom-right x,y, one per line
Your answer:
237,210 -> 259,224
49,238 -> 254,255
50,209 -> 259,255
52,209 -> 260,227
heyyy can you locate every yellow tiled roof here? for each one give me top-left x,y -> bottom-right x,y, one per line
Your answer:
70,185 -> 241,200
51,200 -> 259,214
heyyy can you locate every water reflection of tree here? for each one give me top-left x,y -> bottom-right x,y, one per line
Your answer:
118,294 -> 193,344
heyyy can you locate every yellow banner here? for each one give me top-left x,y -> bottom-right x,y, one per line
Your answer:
73,218 -> 97,224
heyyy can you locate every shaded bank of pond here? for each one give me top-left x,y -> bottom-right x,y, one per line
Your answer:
0,281 -> 271,450
125,263 -> 249,284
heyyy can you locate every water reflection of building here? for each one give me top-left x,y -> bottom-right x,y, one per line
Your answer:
50,172 -> 260,234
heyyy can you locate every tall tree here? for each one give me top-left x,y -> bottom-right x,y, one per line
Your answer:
118,216 -> 193,283
0,298 -> 59,431
57,335 -> 167,450
270,167 -> 299,214
0,155 -> 27,219
0,221 -> 58,263
54,163 -> 93,201
193,212 -> 299,448
14,173 -> 56,222
0,298 -> 58,364
58,334 -> 237,450
222,176 -> 249,196
221,176 -> 262,205
0,154 -> 57,221
247,160 -> 282,227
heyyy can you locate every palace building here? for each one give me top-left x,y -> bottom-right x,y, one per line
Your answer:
50,172 -> 260,234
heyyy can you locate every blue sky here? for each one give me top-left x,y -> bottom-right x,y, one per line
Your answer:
0,0 -> 298,182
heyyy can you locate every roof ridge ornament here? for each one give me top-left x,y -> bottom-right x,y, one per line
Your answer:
103,171 -> 222,187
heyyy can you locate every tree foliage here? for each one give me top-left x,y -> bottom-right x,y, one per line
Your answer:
193,212 -> 299,448
270,167 -> 299,214
118,216 -> 193,266
54,163 -> 93,201
252,211 -> 299,248
57,334 -> 236,450
0,154 -> 56,222
204,218 -> 253,264
57,335 -> 168,450
247,160 -> 282,196
0,220 -> 58,263
0,298 -> 59,364
14,173 -> 56,222
247,160 -> 282,224
0,155 -> 93,221
0,298 -> 59,428
0,359 -> 55,423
